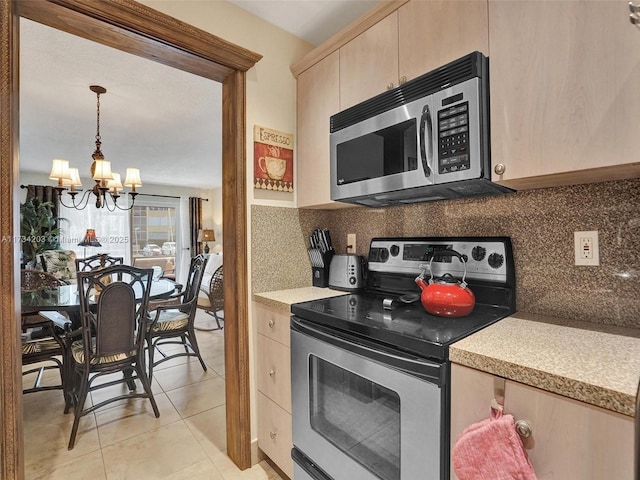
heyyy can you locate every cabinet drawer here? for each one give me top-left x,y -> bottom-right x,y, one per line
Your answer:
257,334 -> 291,412
257,391 -> 293,478
255,302 -> 290,347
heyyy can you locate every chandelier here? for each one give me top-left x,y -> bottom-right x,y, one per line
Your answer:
49,85 -> 142,211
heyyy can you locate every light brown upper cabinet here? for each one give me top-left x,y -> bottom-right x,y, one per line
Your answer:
489,0 -> 640,188
296,51 -> 343,209
339,12 -> 400,109
340,1 -> 489,110
398,0 -> 489,81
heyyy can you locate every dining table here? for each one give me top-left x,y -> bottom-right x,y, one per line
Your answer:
21,278 -> 181,327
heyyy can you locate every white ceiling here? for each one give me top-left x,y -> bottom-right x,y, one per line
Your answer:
19,1 -> 378,190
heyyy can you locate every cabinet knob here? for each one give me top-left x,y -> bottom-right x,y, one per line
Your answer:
268,319 -> 275,328
399,75 -> 407,85
387,82 -> 394,90
269,431 -> 277,439
515,420 -> 533,438
269,369 -> 276,377
494,163 -> 506,175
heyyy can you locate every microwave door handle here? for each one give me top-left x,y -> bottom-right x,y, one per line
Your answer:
419,104 -> 433,177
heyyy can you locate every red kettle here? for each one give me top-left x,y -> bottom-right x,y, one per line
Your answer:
415,249 -> 475,318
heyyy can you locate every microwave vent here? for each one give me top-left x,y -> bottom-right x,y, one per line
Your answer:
331,51 -> 486,132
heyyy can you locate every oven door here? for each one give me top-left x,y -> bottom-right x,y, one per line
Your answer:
291,316 -> 447,480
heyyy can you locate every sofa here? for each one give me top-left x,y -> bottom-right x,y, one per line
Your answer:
200,253 -> 222,298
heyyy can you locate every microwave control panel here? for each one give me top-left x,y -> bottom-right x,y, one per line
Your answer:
437,101 -> 470,174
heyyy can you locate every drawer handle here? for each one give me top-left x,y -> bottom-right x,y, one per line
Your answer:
268,319 -> 275,328
269,431 -> 277,439
515,420 -> 532,438
269,369 -> 276,377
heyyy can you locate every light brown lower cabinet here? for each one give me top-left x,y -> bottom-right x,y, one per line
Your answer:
257,391 -> 293,478
451,363 -> 634,480
255,302 -> 294,478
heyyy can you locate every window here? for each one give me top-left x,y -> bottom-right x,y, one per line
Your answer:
131,204 -> 176,260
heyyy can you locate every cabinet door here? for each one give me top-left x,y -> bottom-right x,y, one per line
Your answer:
504,379 -> 634,480
257,392 -> 294,478
255,302 -> 290,347
297,51 -> 341,208
257,334 -> 292,412
339,12 -> 399,109
450,363 -> 502,480
489,0 -> 640,186
398,0 -> 489,82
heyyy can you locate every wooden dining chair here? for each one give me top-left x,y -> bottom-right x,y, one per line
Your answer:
20,269 -> 71,396
146,254 -> 208,381
75,253 -> 124,273
67,264 -> 159,450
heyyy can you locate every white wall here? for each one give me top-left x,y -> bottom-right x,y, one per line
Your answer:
138,0 -> 314,464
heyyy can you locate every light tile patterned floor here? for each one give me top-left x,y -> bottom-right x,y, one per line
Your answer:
22,310 -> 283,480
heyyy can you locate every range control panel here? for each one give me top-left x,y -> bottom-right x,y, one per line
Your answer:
368,237 -> 512,283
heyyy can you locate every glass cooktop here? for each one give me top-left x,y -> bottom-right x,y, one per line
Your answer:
291,292 -> 513,361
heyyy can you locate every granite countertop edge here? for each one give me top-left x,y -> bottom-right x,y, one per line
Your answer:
450,313 -> 640,417
253,286 -> 349,312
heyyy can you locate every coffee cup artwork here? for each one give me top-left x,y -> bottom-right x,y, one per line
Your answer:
253,125 -> 294,193
258,147 -> 287,181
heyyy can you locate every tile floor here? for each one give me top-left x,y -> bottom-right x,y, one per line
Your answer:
22,310 -> 284,480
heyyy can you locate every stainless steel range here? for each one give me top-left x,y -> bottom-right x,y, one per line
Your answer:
290,236 -> 516,480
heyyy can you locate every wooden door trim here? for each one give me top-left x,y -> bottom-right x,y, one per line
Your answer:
0,1 -> 260,477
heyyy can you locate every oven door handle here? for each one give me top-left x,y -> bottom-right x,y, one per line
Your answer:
291,316 -> 445,385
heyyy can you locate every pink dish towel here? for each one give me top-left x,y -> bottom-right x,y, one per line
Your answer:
452,409 -> 537,480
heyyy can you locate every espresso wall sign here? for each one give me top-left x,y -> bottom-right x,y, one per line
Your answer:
253,125 -> 294,192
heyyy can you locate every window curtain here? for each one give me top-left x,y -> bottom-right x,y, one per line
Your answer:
176,198 -> 191,286
189,197 -> 203,256
24,185 -> 60,219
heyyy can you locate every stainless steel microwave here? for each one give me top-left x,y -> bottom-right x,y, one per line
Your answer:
330,52 -> 513,207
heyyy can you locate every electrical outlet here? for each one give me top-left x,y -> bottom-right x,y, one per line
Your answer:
574,231 -> 599,266
347,233 -> 356,253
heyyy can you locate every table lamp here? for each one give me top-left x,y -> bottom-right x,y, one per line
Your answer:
198,229 -> 215,254
78,228 -> 101,258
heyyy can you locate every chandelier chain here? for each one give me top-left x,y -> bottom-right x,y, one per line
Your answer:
95,92 -> 101,146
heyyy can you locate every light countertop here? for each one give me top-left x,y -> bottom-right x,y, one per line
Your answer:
450,312 -> 640,417
253,286 -> 348,312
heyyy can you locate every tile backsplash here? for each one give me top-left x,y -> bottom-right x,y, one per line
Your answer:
251,178 -> 640,328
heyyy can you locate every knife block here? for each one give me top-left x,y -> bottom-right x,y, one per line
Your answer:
310,250 -> 333,287
312,266 -> 330,287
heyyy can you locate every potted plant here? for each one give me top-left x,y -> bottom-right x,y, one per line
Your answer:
20,198 -> 63,268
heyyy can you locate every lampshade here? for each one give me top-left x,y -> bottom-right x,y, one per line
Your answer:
198,229 -> 215,242
92,159 -> 113,182
124,168 -> 142,191
78,228 -> 102,247
106,172 -> 123,192
62,167 -> 82,191
49,159 -> 71,186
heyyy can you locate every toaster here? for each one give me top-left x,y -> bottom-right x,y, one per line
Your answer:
329,254 -> 365,292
